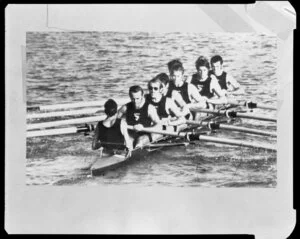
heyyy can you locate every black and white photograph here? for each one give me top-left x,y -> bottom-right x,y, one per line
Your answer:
26,31 -> 278,186
5,3 -> 295,236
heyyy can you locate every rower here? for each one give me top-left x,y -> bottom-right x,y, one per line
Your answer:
191,56 -> 227,109
92,99 -> 125,155
168,61 -> 207,119
210,55 -> 245,96
154,73 -> 170,97
145,76 -> 188,134
156,72 -> 191,119
117,85 -> 161,151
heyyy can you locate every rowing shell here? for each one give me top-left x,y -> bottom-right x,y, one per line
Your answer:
90,130 -> 195,176
90,115 -> 219,176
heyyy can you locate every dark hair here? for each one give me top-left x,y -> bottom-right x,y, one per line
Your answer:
155,73 -> 169,85
170,62 -> 184,75
104,99 -> 118,117
167,59 -> 183,73
210,55 -> 223,65
148,77 -> 163,90
195,56 -> 210,70
129,85 -> 144,96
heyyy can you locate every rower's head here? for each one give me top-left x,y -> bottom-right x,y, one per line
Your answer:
129,85 -> 145,108
195,57 -> 210,79
210,55 -> 224,76
155,73 -> 169,96
104,99 -> 118,117
148,77 -> 163,100
167,59 -> 183,75
170,62 -> 185,87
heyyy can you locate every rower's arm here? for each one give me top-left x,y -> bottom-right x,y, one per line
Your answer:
185,75 -> 192,83
187,84 -> 207,108
207,76 -> 228,105
172,91 -> 185,108
117,104 -> 127,119
92,123 -> 102,150
147,104 -> 161,127
172,91 -> 191,116
165,98 -> 186,126
120,118 -> 134,150
226,74 -> 245,95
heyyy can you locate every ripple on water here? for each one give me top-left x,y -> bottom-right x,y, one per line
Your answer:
26,32 -> 277,186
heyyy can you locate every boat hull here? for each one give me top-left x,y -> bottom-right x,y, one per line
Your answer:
90,147 -> 161,176
90,110 -> 235,176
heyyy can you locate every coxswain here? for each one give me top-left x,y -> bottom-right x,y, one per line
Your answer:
117,85 -> 161,152
92,99 -> 125,155
210,55 -> 245,96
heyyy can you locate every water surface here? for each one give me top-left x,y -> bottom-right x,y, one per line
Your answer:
26,32 -> 277,187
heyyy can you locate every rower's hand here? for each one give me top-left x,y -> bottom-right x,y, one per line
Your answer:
165,119 -> 172,126
210,74 -> 217,81
133,124 -> 144,131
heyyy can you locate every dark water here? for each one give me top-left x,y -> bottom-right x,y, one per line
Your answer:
26,32 -> 277,186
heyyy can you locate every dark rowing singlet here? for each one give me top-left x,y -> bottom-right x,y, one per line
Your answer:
145,94 -> 170,119
215,71 -> 227,90
168,82 -> 191,104
126,101 -> 152,127
95,119 -> 124,150
191,73 -> 214,99
166,81 -> 174,98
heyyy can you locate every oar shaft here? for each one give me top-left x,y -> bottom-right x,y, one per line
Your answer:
234,112 -> 276,122
26,125 -> 93,138
215,124 -> 276,137
27,115 -> 106,130
27,107 -> 104,119
27,98 -> 128,111
185,120 -> 276,137
226,99 -> 276,110
126,125 -> 185,137
197,135 -> 276,151
190,108 -> 276,122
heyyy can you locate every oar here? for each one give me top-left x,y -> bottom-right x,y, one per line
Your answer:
27,98 -> 128,112
27,107 -> 105,119
126,126 -> 276,151
226,99 -> 276,110
190,108 -> 276,122
27,124 -> 95,138
147,142 -> 190,148
185,120 -> 277,137
27,115 -> 106,130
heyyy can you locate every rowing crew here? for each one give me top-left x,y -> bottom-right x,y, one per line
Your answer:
92,55 -> 244,155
